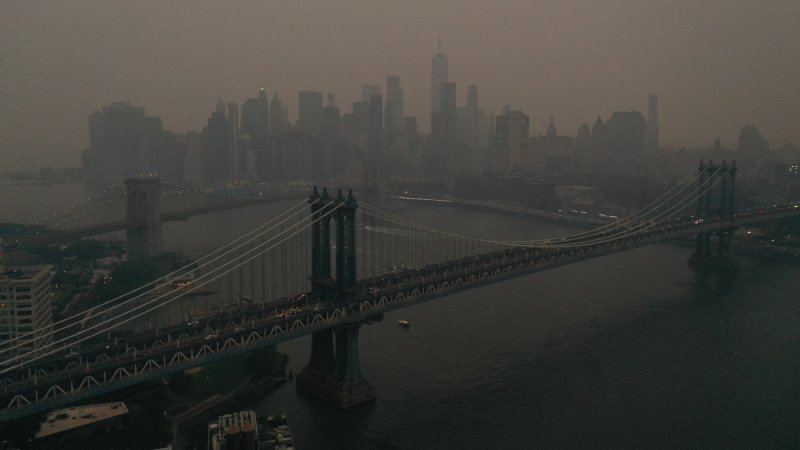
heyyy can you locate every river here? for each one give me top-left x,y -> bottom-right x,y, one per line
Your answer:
2,181 -> 799,448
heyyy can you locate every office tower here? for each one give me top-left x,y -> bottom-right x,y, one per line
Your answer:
201,109 -> 229,184
180,131 -> 203,183
436,82 -> 458,147
431,35 -> 449,118
404,116 -> 418,136
298,91 -> 323,134
461,85 -> 479,151
494,110 -> 529,173
226,103 -> 240,181
322,104 -> 341,137
269,91 -> 286,135
738,125 -> 769,153
327,93 -> 336,108
605,111 -> 646,175
87,102 -> 151,184
590,116 -> 608,152
367,94 -> 384,154
576,123 -> 591,153
241,88 -> 270,137
386,75 -> 404,134
646,94 -> 659,151
547,116 -> 557,138
361,85 -> 381,103
155,131 -> 187,182
0,265 -> 53,360
351,101 -> 369,137
606,112 -> 646,157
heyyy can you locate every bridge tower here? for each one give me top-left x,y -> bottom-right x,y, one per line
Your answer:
297,187 -> 376,408
689,160 -> 737,269
125,178 -> 162,258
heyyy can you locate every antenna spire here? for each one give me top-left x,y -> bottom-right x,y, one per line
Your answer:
438,29 -> 442,53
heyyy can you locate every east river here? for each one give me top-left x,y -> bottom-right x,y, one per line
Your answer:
2,180 -> 799,448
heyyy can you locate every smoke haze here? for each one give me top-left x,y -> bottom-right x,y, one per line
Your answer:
1,0 -> 798,169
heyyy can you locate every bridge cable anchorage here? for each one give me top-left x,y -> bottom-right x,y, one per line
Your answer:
518,166 -> 733,248
0,200 -> 342,373
0,198 -> 314,362
3,184 -> 126,246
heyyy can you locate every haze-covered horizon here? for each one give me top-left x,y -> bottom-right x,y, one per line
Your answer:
2,0 -> 799,170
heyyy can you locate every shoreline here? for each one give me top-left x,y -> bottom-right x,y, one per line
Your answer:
172,353 -> 288,449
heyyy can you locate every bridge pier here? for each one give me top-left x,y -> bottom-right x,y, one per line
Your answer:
688,160 -> 738,270
125,177 -> 162,258
297,324 -> 376,408
296,187 -> 376,408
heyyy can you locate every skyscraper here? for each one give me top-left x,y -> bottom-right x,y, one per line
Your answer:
298,91 -> 323,134
386,75 -> 404,135
226,102 -> 239,181
361,85 -> 381,103
322,103 -> 341,137
87,102 -> 148,184
269,91 -> 286,135
606,111 -> 646,157
435,82 -> 458,147
241,88 -> 269,136
494,110 -> 529,173
201,109 -> 228,184
606,111 -> 646,175
431,35 -> 449,121
646,94 -> 659,151
367,94 -> 384,155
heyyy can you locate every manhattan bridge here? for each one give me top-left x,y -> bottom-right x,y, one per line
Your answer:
1,161 -> 798,423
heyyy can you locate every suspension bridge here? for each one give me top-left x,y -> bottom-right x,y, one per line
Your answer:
0,180 -> 305,255
0,161 -> 798,423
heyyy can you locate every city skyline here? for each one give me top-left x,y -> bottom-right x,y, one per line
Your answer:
2,1 -> 799,170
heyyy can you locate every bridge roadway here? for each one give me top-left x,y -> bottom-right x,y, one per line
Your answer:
2,194 -> 305,252
0,202 -> 798,422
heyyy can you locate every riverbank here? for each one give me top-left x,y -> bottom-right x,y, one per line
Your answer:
391,196 -> 800,263
172,351 -> 288,450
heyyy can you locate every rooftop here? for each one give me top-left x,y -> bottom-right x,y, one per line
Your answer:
0,265 -> 50,282
35,401 -> 129,439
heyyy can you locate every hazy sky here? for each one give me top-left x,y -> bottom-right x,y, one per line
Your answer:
2,0 -> 799,170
